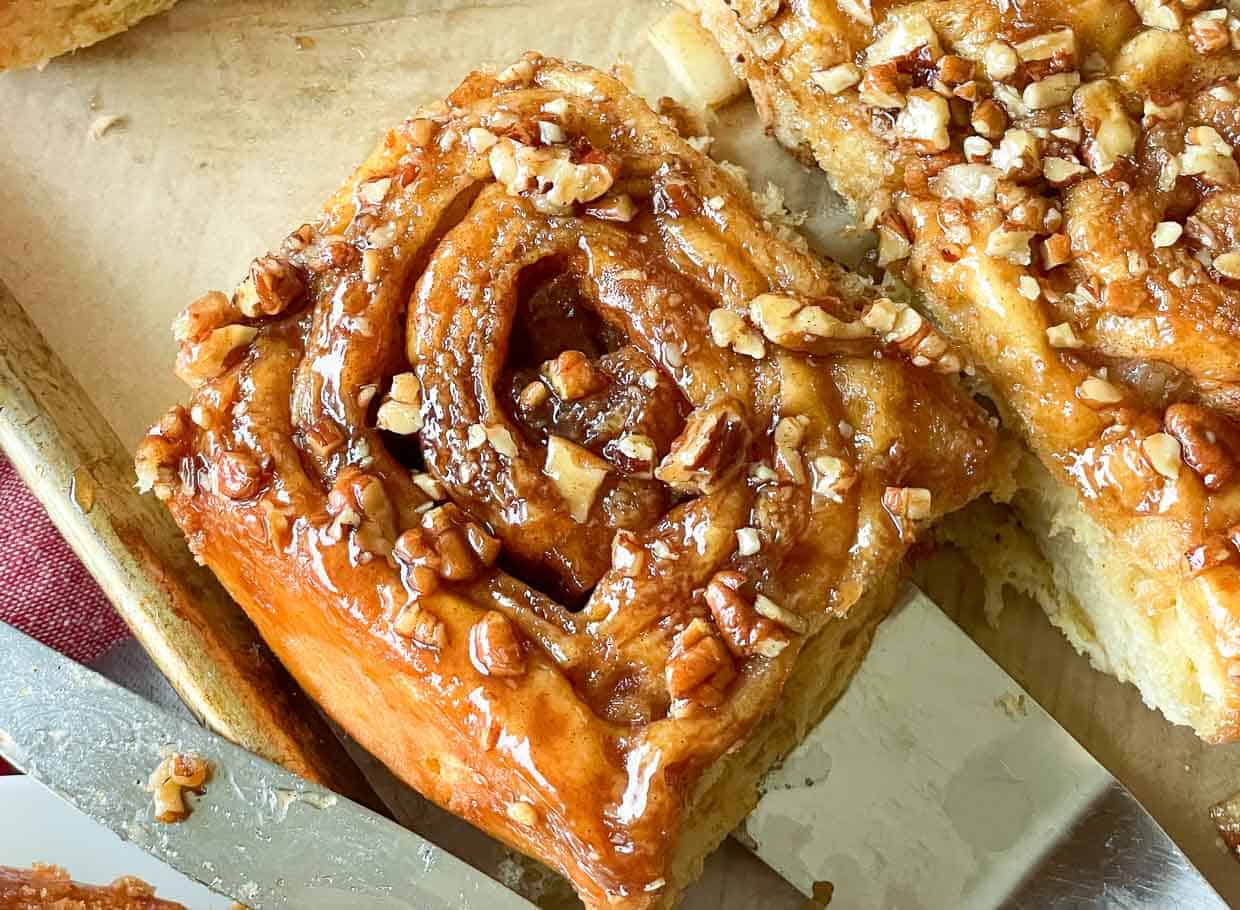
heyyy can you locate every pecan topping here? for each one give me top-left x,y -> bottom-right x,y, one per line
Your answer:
469,610 -> 527,678
811,63 -> 862,95
970,99 -> 1008,141
896,88 -> 951,153
875,210 -> 913,265
135,407 -> 191,502
773,414 -> 810,484
611,529 -> 646,577
377,372 -> 423,435
1075,79 -> 1138,175
394,602 -> 448,649
304,420 -> 345,458
393,527 -> 443,598
1189,11 -> 1231,56
882,486 -> 932,542
172,290 -> 237,345
314,234 -> 359,270
612,433 -> 658,477
655,399 -> 750,494
415,503 -> 501,581
215,450 -> 264,500
709,307 -> 766,359
489,138 -> 615,213
862,297 -> 961,373
326,468 -> 398,558
235,254 -> 305,318
1165,404 -> 1237,490
704,571 -> 789,658
147,752 -> 210,824
518,379 -> 551,412
1141,433 -> 1183,481
1077,377 -> 1124,407
666,618 -> 736,717
748,293 -> 869,350
859,61 -> 905,110
173,291 -> 257,387
753,593 -> 809,634
541,350 -> 609,400
544,435 -> 612,522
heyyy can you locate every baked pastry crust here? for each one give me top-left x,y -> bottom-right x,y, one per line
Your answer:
136,54 -> 1006,907
0,0 -> 178,70
0,864 -> 185,909
695,0 -> 1240,742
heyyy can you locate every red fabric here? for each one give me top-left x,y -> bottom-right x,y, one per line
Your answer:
0,456 -> 130,774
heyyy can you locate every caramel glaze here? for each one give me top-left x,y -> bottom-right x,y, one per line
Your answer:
137,55 -> 1007,908
699,0 -> 1240,741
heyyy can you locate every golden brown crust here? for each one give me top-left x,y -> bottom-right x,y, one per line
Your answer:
0,0 -> 179,71
136,54 -> 1007,907
0,865 -> 184,910
695,0 -> 1240,742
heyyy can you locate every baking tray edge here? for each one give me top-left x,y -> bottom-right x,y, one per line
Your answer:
0,275 -> 383,813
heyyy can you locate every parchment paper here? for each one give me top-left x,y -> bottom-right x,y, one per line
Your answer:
1,0 -> 1237,905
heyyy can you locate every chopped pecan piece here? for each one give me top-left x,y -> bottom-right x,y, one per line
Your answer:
748,293 -> 869,349
327,468 -> 398,557
655,399 -> 750,494
235,254 -> 306,318
1142,433 -> 1183,481
417,503 -> 501,581
704,571 -> 788,658
544,435 -> 612,522
541,350 -> 610,399
173,291 -> 257,387
611,529 -> 647,576
377,372 -> 423,435
489,138 -> 615,212
666,618 -> 736,717
882,485 -> 932,541
393,527 -> 443,597
147,752 -> 211,824
394,602 -> 448,649
1165,404 -> 1237,490
215,450 -> 264,500
135,407 -> 191,502
709,307 -> 766,359
469,611 -> 527,678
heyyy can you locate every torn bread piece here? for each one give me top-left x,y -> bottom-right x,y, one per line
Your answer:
0,0 -> 178,70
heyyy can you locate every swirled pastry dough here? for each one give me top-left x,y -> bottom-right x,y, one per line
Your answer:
137,54 -> 1008,907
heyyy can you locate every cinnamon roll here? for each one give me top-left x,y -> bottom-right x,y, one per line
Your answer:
693,0 -> 1240,743
137,54 -> 1008,907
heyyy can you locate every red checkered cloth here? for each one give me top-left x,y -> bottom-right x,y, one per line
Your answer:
0,455 -> 130,773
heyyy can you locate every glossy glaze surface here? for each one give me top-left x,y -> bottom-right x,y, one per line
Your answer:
698,0 -> 1240,741
136,55 -> 1006,908
0,865 -> 184,910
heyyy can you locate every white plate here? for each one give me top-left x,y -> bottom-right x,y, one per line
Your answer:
0,775 -> 233,908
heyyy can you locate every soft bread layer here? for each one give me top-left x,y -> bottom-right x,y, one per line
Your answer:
941,456 -> 1229,740
662,568 -> 900,908
0,0 -> 177,70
